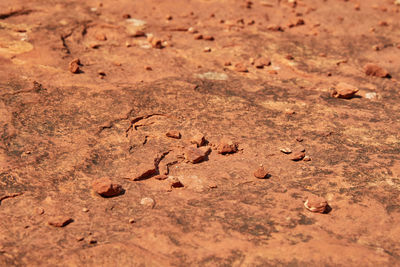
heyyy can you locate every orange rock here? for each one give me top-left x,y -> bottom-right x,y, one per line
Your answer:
69,58 -> 80,73
185,146 -> 211,163
253,166 -> 269,179
190,132 -> 206,147
166,130 -> 181,139
304,195 -> 329,213
331,82 -> 359,99
234,63 -> 248,72
363,63 -> 390,78
290,151 -> 305,161
92,178 -> 123,197
217,139 -> 238,154
48,216 -> 73,227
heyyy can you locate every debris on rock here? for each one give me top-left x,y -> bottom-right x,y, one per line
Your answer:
290,151 -> 305,161
140,197 -> 155,208
48,216 -> 73,227
253,165 -> 269,179
185,146 -> 211,163
363,63 -> 390,78
331,82 -> 359,99
92,178 -> 123,197
166,130 -> 181,139
304,195 -> 329,213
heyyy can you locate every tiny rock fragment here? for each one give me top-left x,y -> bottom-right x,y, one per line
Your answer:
98,70 -> 106,76
304,195 -> 329,213
82,207 -> 89,212
280,148 -> 292,154
267,24 -> 284,31
253,166 -> 269,179
363,63 -> 390,78
151,38 -> 164,49
224,61 -> 232,66
166,15 -> 173,20
331,82 -> 359,99
296,137 -> 303,142
169,177 -> 184,188
145,66 -> 152,71
254,57 -> 271,68
95,32 -> 107,41
140,197 -> 155,208
155,174 -> 168,180
208,182 -> 218,189
48,216 -> 73,227
69,58 -> 80,73
122,14 -> 131,19
185,146 -> 211,163
290,151 -> 305,161
285,54 -> 294,60
203,35 -> 215,41
190,132 -> 206,147
129,218 -> 136,224
303,155 -> 311,161
217,139 -> 238,154
203,47 -> 211,52
187,27 -> 197,33
378,21 -> 388,26
89,43 -> 100,49
76,236 -> 84,241
234,63 -> 248,72
268,70 -> 278,75
92,178 -> 123,197
88,238 -> 97,244
36,207 -> 45,215
166,130 -> 181,139
194,34 -> 203,40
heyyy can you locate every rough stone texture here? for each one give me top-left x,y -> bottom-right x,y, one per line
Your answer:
253,166 -> 269,179
48,216 -> 73,227
185,146 -> 211,163
217,139 -> 238,154
1,0 -> 400,266
92,178 -> 123,197
363,63 -> 390,78
331,82 -> 359,99
304,196 -> 329,213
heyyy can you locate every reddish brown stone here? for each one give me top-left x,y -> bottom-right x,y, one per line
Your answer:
69,58 -> 80,74
253,166 -> 269,179
190,132 -> 206,147
331,82 -> 359,99
217,139 -> 238,154
95,32 -> 107,41
304,195 -> 329,213
203,35 -> 215,41
185,146 -> 211,163
92,178 -> 123,197
48,216 -> 73,227
234,63 -> 248,72
254,57 -> 271,68
290,151 -> 305,161
166,130 -> 181,139
169,177 -> 184,188
363,63 -> 390,78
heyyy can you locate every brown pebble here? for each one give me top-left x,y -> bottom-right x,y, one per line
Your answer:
253,166 -> 269,179
131,164 -> 157,181
185,146 -> 211,163
145,66 -> 152,71
151,38 -> 164,49
267,24 -> 284,31
290,151 -> 305,161
95,32 -> 107,41
140,197 -> 155,208
194,34 -> 203,40
217,139 -> 238,154
234,63 -> 248,72
268,70 -> 278,75
304,195 -> 329,213
92,178 -> 123,197
129,218 -> 136,224
363,63 -> 390,78
166,130 -> 181,139
76,236 -> 85,241
69,58 -> 80,74
254,57 -> 271,68
224,61 -> 232,66
48,216 -> 73,227
122,14 -> 131,19
169,177 -> 184,188
36,207 -> 45,215
203,47 -> 212,52
303,155 -> 311,161
331,82 -> 359,99
203,35 -> 215,41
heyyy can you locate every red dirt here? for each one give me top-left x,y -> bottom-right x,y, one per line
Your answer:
1,0 -> 400,265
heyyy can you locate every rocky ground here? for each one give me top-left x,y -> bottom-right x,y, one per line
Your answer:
1,0 -> 400,266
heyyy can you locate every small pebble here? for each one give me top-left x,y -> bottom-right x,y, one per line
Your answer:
140,197 -> 155,208
253,165 -> 269,179
290,151 -> 305,161
280,148 -> 292,154
304,195 -> 329,213
217,139 -> 238,154
48,216 -> 73,227
203,47 -> 211,52
92,178 -> 123,197
331,82 -> 359,99
166,130 -> 181,139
